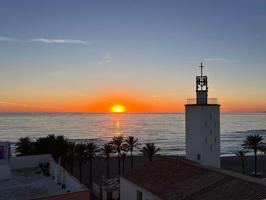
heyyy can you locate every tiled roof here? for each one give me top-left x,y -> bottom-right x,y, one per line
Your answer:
123,157 -> 266,200
32,191 -> 90,200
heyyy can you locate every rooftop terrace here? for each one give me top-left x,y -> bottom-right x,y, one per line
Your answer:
0,167 -> 66,200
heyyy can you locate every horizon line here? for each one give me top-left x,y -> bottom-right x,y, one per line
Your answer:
0,111 -> 265,114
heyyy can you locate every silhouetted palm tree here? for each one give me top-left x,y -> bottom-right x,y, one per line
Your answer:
235,150 -> 247,174
86,142 -> 100,187
125,136 -> 138,170
101,143 -> 113,178
110,136 -> 124,175
64,142 -> 75,174
121,152 -> 127,174
34,135 -> 68,162
259,144 -> 266,154
75,143 -> 87,182
54,135 -> 69,163
242,134 -> 264,176
16,137 -> 33,156
140,143 -> 160,162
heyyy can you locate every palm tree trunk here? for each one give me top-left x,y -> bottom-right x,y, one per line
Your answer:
122,157 -> 125,174
118,152 -> 121,175
254,149 -> 257,176
241,159 -> 245,174
149,155 -> 152,162
70,161 -> 73,175
107,156 -> 110,178
89,159 -> 93,200
130,149 -> 133,170
79,161 -> 82,182
89,159 -> 93,186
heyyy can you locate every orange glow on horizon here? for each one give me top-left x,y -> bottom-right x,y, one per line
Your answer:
0,92 -> 265,113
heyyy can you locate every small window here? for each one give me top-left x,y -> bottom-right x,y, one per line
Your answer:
204,122 -> 207,128
210,129 -> 212,135
205,138 -> 207,144
214,138 -> 216,143
214,122 -> 216,127
137,190 -> 142,200
197,154 -> 201,160
210,145 -> 213,152
210,114 -> 212,120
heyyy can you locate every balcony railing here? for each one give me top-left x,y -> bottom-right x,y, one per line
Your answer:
186,98 -> 218,105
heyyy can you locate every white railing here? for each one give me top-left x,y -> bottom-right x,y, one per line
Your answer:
186,98 -> 218,105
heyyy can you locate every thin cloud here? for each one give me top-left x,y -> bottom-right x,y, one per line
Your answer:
51,70 -> 65,78
0,35 -> 90,45
0,36 -> 21,42
203,57 -> 232,63
99,53 -> 113,64
104,53 -> 113,63
0,101 -> 56,109
31,38 -> 90,45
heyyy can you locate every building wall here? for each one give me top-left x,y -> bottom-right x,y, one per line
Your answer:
120,177 -> 162,200
48,156 -> 87,193
0,142 -> 10,180
185,105 -> 220,168
10,154 -> 87,193
10,154 -> 50,170
0,142 -> 10,164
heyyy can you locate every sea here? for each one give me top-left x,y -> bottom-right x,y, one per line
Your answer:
0,112 -> 266,156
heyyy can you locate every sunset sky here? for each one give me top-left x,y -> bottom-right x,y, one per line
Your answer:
0,1 -> 266,112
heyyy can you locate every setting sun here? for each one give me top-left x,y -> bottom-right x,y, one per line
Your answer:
111,105 -> 126,113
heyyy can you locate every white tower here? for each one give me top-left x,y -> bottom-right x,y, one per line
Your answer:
185,63 -> 220,168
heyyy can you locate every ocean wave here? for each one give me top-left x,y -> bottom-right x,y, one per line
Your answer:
235,129 -> 266,134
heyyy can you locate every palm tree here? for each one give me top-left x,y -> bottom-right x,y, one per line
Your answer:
235,150 -> 246,174
121,144 -> 129,174
74,143 -> 87,182
34,135 -> 69,162
86,142 -> 100,187
110,136 -> 124,175
101,143 -> 113,178
140,143 -> 160,162
242,134 -> 264,176
259,144 -> 266,154
125,136 -> 138,170
15,137 -> 33,156
54,135 -> 68,163
121,152 -> 127,174
64,142 -> 75,174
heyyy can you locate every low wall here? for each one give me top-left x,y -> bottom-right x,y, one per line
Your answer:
9,154 -> 87,193
49,157 -> 87,193
10,154 -> 51,170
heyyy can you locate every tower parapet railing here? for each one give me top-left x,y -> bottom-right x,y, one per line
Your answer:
186,98 -> 218,105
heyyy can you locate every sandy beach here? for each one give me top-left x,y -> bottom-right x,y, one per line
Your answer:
66,155 -> 266,187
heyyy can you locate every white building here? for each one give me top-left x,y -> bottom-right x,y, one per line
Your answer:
185,63 -> 221,168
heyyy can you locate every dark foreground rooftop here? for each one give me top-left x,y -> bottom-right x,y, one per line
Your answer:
123,157 -> 266,200
0,167 -> 65,200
